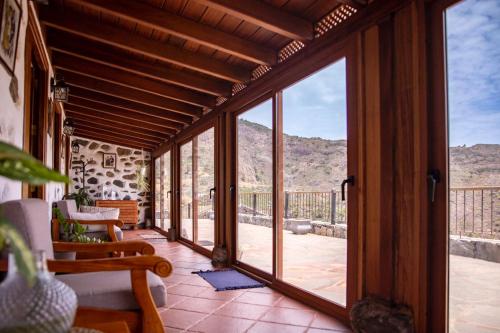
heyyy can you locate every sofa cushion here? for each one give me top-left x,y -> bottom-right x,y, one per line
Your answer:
56,270 -> 166,310
69,212 -> 106,233
56,200 -> 78,219
85,226 -> 123,241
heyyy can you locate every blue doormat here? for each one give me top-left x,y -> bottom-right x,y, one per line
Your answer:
192,269 -> 265,291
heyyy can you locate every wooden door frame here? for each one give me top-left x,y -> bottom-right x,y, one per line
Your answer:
228,39 -> 359,323
427,0 -> 462,332
176,120 -> 218,257
22,5 -> 50,199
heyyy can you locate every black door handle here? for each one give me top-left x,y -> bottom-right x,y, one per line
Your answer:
427,170 -> 441,203
209,187 -> 216,199
341,176 -> 355,201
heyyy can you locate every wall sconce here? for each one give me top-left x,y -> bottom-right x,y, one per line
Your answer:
71,140 -> 80,154
51,76 -> 69,102
63,118 -> 74,136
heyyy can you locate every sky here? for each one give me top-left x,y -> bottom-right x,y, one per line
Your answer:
446,0 -> 500,146
241,0 -> 499,146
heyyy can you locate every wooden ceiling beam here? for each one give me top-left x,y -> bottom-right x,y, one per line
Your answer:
71,117 -> 166,141
40,7 -> 251,82
66,111 -> 170,138
48,32 -> 232,97
75,123 -> 162,145
68,86 -> 191,125
65,105 -> 177,135
192,0 -> 313,41
60,70 -> 201,119
335,0 -> 368,10
67,96 -> 184,131
53,52 -> 213,110
74,130 -> 156,151
69,0 -> 276,65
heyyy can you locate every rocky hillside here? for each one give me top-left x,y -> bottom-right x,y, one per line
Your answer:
236,119 -> 499,191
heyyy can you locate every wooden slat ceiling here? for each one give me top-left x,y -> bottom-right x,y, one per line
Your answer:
39,0 -> 365,151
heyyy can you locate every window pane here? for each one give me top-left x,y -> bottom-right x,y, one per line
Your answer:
154,157 -> 161,227
195,128 -> 215,250
237,100 -> 273,273
281,59 -> 348,306
446,1 -> 500,332
161,151 -> 171,230
180,141 -> 193,241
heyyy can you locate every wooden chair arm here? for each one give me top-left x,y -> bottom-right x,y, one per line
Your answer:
47,255 -> 173,277
53,240 -> 155,255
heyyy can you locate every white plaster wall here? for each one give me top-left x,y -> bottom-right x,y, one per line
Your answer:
0,0 -> 28,202
0,0 -> 66,204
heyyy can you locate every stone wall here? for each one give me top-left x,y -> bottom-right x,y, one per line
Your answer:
70,136 -> 151,223
450,236 -> 500,263
237,213 -> 347,239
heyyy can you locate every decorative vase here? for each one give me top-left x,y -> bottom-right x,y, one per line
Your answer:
0,251 -> 78,333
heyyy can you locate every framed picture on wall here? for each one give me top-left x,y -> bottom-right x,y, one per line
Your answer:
0,0 -> 22,75
103,153 -> 116,169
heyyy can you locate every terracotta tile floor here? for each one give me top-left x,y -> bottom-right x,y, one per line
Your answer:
125,229 -> 352,333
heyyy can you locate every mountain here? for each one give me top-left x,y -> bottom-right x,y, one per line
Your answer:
235,119 -> 499,191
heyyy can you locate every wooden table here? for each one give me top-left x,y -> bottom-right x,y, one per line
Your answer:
95,200 -> 139,229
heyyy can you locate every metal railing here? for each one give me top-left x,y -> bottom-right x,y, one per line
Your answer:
449,186 -> 499,238
239,191 -> 347,224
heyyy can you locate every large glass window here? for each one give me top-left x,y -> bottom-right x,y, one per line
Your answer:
280,59 -> 348,305
179,128 -> 216,249
154,151 -> 171,231
446,1 -> 500,332
236,100 -> 274,273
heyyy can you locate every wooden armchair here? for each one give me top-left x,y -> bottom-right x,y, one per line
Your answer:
1,199 -> 173,333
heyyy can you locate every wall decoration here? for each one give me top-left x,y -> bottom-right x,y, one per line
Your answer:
47,99 -> 53,137
8,74 -> 17,102
0,0 -> 21,75
102,153 -> 116,169
70,137 -> 151,223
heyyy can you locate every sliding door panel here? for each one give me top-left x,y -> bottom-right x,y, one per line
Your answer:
180,141 -> 193,241
280,59 -> 348,306
236,100 -> 274,273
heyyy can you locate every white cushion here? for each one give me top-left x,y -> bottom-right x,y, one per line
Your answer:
80,205 -> 115,214
69,212 -> 107,232
99,209 -> 120,220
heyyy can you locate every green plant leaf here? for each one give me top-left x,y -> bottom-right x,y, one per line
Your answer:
0,218 -> 36,286
0,140 -> 70,185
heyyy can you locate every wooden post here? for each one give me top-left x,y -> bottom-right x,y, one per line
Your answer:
331,190 -> 337,224
284,192 -> 289,219
251,193 -> 256,216
192,136 -> 199,243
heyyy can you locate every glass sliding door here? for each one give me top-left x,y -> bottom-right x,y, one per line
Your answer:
194,128 -> 215,250
180,141 -> 193,241
280,59 -> 348,306
154,151 -> 171,231
161,151 -> 171,231
179,127 -> 216,249
445,1 -> 500,332
236,99 -> 274,273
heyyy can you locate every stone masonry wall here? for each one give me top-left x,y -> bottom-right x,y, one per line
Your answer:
70,136 -> 151,223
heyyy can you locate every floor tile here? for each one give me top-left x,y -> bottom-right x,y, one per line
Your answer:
173,297 -> 227,313
215,302 -> 271,320
195,288 -> 245,301
275,296 -> 311,309
182,275 -> 212,287
259,307 -> 316,327
164,326 -> 184,333
310,312 -> 351,331
165,294 -> 190,308
189,314 -> 254,333
248,322 -> 308,333
160,308 -> 207,330
234,291 -> 283,306
168,284 -> 209,297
